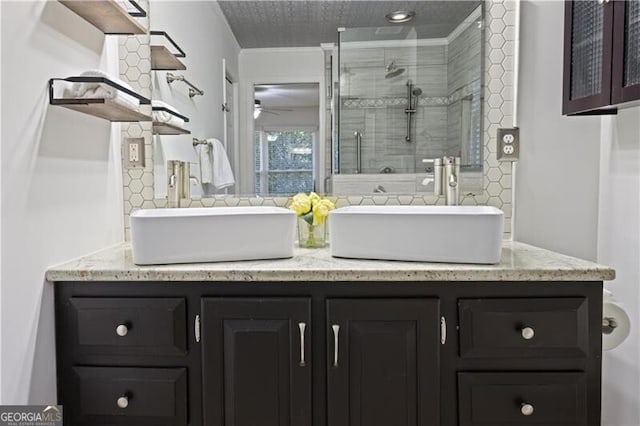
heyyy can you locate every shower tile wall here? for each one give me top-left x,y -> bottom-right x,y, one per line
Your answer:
340,45 -> 449,174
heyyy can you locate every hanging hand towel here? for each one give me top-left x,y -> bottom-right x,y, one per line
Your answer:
207,138 -> 235,189
198,143 -> 213,184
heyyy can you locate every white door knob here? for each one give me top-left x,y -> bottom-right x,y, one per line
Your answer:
117,396 -> 129,409
115,324 -> 128,337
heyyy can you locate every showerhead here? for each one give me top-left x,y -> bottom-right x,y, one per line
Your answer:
385,61 -> 405,79
412,88 -> 423,96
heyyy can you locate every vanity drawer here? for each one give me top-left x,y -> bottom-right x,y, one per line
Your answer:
458,372 -> 587,426
69,297 -> 187,356
70,366 -> 187,426
458,298 -> 589,358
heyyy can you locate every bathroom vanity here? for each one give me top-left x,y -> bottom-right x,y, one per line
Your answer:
47,242 -> 614,426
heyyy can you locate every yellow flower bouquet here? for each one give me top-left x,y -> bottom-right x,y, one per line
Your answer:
289,192 -> 335,247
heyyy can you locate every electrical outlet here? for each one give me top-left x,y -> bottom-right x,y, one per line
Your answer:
125,138 -> 145,168
497,127 -> 520,161
129,143 -> 139,162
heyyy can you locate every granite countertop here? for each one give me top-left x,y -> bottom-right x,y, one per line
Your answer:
46,241 -> 615,283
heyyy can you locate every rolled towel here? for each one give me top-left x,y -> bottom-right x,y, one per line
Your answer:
72,70 -> 139,106
152,111 -> 185,127
77,86 -> 140,110
152,100 -> 184,126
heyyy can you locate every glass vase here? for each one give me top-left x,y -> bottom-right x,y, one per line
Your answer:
297,217 -> 327,248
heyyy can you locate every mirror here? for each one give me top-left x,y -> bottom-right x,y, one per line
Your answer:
147,1 -> 499,199
254,83 -> 320,196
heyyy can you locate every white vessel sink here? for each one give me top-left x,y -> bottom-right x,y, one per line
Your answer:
329,205 -> 504,264
131,207 -> 296,265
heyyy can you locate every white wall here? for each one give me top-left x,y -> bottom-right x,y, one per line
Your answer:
517,2 -> 640,425
515,0 -> 601,261
598,108 -> 640,426
238,48 -> 325,193
1,1 -> 124,403
151,1 -> 240,198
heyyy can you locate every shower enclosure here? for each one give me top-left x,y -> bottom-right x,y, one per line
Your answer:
332,4 -> 484,194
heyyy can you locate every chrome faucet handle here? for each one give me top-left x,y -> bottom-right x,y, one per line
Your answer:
448,173 -> 458,187
422,158 -> 443,196
443,157 -> 461,205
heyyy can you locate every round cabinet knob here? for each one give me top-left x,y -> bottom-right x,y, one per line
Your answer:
521,327 -> 535,340
521,403 -> 535,416
115,324 -> 129,337
117,396 -> 129,409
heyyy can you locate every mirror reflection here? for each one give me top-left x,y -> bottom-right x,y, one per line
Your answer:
254,83 -> 320,196
150,1 -> 485,199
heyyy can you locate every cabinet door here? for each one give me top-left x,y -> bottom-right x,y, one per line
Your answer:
327,299 -> 440,426
563,0 -> 615,114
201,298 -> 311,426
612,0 -> 640,104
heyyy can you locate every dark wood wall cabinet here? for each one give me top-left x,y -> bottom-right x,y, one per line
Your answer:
54,281 -> 603,426
563,0 -> 640,115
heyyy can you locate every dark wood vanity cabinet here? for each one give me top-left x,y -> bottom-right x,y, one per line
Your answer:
200,298 -> 312,426
326,299 -> 441,426
563,0 -> 640,115
54,281 -> 603,426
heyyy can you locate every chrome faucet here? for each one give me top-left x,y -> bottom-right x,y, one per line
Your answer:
167,160 -> 190,207
443,156 -> 460,206
421,156 -> 460,205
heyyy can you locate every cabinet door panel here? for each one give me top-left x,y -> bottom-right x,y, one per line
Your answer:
563,0 -> 615,114
612,0 -> 640,103
201,298 -> 311,426
327,299 -> 440,426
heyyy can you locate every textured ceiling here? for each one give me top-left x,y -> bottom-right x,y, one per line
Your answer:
217,1 -> 482,48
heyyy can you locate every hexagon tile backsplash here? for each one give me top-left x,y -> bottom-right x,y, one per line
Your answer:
119,0 -> 516,241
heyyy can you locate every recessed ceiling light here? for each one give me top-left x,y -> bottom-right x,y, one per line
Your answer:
385,10 -> 415,24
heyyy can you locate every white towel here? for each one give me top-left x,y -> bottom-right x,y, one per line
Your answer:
198,143 -> 213,185
208,138 -> 235,189
152,111 -> 185,127
151,100 -> 185,126
72,70 -> 140,107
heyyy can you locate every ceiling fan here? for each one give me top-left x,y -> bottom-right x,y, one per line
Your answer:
254,99 -> 293,118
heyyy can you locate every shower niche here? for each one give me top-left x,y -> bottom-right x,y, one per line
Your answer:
332,3 -> 484,195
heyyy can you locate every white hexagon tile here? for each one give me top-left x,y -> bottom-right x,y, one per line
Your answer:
119,0 -> 516,241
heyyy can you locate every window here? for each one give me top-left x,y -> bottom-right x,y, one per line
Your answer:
254,129 -> 315,195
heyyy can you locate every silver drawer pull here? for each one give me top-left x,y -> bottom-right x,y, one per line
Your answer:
298,322 -> 306,367
115,324 -> 129,337
521,403 -> 534,416
521,327 -> 535,340
332,324 -> 340,367
117,395 -> 129,409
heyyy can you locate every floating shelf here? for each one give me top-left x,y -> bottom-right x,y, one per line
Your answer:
153,121 -> 191,135
150,31 -> 187,71
59,0 -> 147,35
152,105 -> 190,134
49,77 -> 152,123
151,46 -> 186,71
